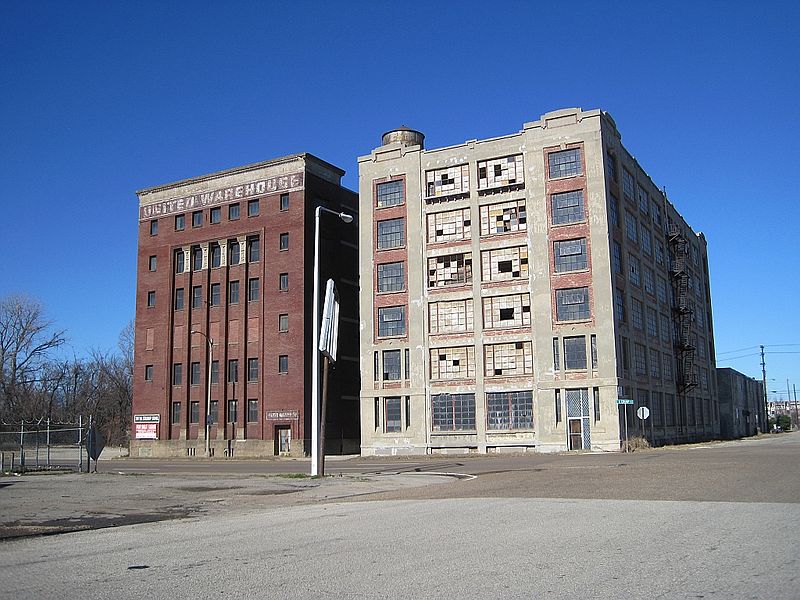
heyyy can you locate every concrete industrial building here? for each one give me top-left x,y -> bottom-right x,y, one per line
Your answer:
716,367 -> 765,438
359,108 -> 719,455
132,154 -> 359,458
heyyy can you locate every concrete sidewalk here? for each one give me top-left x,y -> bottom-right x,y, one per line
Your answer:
0,469 -> 449,540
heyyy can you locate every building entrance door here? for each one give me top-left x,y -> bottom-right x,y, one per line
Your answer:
566,389 -> 591,450
568,419 -> 584,450
275,425 -> 291,455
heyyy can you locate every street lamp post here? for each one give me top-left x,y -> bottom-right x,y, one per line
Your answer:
191,330 -> 214,458
311,206 -> 353,476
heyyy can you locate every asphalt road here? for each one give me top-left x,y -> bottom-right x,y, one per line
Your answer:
2,433 -> 798,599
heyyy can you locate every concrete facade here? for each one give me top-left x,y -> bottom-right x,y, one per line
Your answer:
358,108 -> 719,456
132,154 -> 359,458
716,367 -> 765,438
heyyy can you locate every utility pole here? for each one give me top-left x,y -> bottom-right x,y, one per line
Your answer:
794,384 -> 798,431
761,345 -> 768,432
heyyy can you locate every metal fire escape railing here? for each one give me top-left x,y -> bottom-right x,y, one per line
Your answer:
668,224 -> 698,394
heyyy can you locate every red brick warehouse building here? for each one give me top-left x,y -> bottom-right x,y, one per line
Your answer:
132,154 -> 359,458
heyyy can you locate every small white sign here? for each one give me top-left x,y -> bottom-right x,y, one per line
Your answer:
134,414 -> 160,423
636,406 -> 650,420
135,423 -> 158,439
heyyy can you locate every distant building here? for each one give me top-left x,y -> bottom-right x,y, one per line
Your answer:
359,108 -> 719,455
132,154 -> 359,458
716,368 -> 765,437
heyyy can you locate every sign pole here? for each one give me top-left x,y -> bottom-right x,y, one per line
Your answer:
624,406 -> 629,453
319,357 -> 330,477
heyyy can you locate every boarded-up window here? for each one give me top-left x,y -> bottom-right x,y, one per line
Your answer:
479,199 -> 527,235
484,342 -> 533,377
477,155 -> 524,190
429,299 -> 474,334
481,246 -> 528,282
430,346 -> 475,380
483,294 -> 531,329
427,208 -> 471,243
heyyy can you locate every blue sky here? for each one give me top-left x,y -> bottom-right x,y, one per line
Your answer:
1,1 -> 797,395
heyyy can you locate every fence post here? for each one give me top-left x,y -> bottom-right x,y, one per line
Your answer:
35,420 -> 40,468
78,415 -> 83,473
19,420 -> 25,470
46,418 -> 51,469
1,451 -> 4,472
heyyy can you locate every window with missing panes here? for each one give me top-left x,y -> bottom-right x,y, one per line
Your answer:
429,299 -> 474,334
427,208 -> 471,243
481,246 -> 528,281
384,397 -> 402,432
479,199 -> 527,235
637,185 -> 649,215
477,155 -> 524,190
554,238 -> 587,272
551,190 -> 584,225
431,393 -> 475,431
428,253 -> 472,288
483,294 -> 531,330
377,262 -> 404,293
555,287 -> 590,321
563,336 -> 587,370
430,346 -> 475,380
484,342 -> 533,377
643,268 -> 654,296
377,218 -> 405,249
376,179 -> 404,207
486,390 -> 533,430
377,306 -> 405,337
629,254 -> 640,286
382,349 -> 401,381
548,148 -> 582,179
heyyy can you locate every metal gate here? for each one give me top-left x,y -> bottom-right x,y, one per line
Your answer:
0,418 -> 92,473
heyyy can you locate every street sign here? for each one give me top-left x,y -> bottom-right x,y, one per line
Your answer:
637,406 -> 650,420
318,279 -> 340,364
616,398 -> 634,405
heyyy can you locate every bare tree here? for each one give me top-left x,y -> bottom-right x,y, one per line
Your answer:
0,295 -> 65,420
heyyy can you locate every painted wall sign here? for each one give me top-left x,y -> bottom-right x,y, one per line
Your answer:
139,172 -> 304,220
266,410 -> 299,420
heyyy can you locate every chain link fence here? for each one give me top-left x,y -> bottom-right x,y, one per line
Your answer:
0,418 -> 91,473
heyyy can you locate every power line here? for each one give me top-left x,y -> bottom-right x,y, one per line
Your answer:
716,354 -> 761,362
717,345 -> 759,355
717,343 -> 800,355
